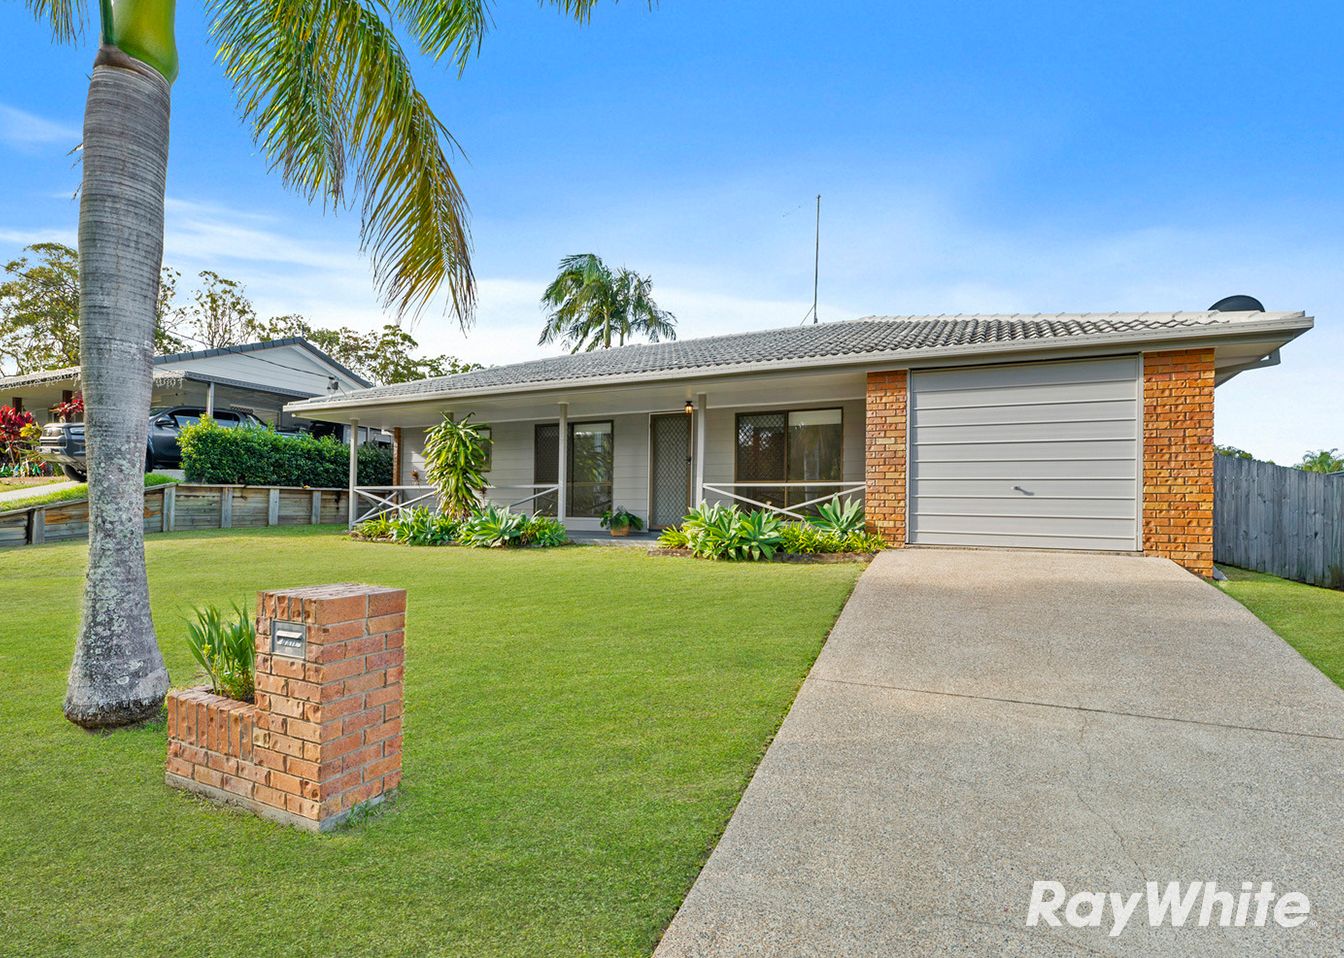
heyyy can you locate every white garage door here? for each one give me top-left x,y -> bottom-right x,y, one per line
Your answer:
908,357 -> 1140,551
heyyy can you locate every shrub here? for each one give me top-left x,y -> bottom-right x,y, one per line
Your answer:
354,505 -> 568,549
390,508 -> 459,546
185,604 -> 255,702
840,530 -> 886,554
423,413 -> 491,518
351,516 -> 396,541
460,505 -> 527,548
657,525 -> 691,549
679,503 -> 783,561
665,509 -> 885,559
779,523 -> 885,555
0,405 -> 36,469
778,522 -> 837,555
810,496 -> 866,537
179,419 -> 392,487
522,514 -> 569,547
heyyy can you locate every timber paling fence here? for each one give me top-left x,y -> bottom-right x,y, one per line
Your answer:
0,483 -> 350,549
1214,455 -> 1344,589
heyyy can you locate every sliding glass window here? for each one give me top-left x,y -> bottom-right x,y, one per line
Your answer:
568,421 -> 614,517
735,408 -> 842,510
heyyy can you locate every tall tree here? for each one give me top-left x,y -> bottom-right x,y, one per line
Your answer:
539,252 -> 676,352
0,244 -> 192,375
0,242 -> 80,374
181,270 -> 256,347
247,314 -> 479,384
26,0 -> 604,728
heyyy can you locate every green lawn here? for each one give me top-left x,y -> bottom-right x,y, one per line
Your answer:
1217,565 -> 1344,689
0,526 -> 861,958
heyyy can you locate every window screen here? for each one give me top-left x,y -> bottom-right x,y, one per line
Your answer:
569,421 -> 614,518
735,408 -> 842,510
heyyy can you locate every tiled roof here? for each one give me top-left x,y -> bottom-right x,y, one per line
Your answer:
290,310 -> 1308,408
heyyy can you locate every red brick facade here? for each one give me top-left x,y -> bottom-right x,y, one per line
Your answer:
167,583 -> 406,831
1141,349 -> 1215,577
865,370 -> 908,546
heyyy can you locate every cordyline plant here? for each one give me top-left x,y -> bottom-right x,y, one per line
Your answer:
0,406 -> 36,466
423,412 -> 491,519
23,0 -> 615,729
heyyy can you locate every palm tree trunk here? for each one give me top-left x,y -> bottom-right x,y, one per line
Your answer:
64,46 -> 171,728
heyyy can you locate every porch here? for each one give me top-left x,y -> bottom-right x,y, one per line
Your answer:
324,368 -> 870,530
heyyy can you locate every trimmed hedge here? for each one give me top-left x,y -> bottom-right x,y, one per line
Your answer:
179,420 -> 393,487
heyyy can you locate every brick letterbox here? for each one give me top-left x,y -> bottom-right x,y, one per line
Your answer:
166,583 -> 406,831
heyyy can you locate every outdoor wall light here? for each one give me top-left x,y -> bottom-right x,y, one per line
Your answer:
684,400 -> 695,415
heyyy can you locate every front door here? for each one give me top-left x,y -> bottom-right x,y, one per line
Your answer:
650,413 -> 692,528
534,423 -> 558,515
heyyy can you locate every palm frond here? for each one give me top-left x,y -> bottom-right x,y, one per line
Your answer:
208,0 -> 473,322
27,0 -> 87,42
390,0 -> 604,74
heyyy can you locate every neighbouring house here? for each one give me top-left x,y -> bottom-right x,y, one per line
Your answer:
286,308 -> 1312,577
3,337 -> 373,438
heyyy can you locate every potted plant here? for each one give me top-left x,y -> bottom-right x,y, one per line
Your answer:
600,506 -> 645,538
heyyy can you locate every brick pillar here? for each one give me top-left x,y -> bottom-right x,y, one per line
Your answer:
391,427 -> 403,485
865,370 -> 908,546
166,583 -> 406,832
1142,349 -> 1215,577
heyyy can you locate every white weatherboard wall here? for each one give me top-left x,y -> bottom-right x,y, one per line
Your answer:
908,356 -> 1140,551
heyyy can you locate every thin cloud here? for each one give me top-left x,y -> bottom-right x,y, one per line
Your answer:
0,104 -> 79,153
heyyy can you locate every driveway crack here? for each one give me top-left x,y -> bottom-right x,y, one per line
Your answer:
1065,710 -> 1147,885
806,674 -> 1344,743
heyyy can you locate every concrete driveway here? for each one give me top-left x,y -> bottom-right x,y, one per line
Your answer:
655,549 -> 1344,957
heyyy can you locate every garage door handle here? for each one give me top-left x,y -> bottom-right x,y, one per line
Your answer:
1012,485 -> 1030,494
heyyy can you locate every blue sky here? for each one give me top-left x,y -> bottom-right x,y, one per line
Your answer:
2,0 -> 1340,463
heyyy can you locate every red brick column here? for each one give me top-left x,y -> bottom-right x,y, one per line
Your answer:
865,370 -> 908,546
167,583 -> 406,831
1142,349 -> 1215,577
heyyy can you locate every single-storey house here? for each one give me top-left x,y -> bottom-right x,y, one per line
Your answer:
3,337 -> 373,436
286,308 -> 1312,577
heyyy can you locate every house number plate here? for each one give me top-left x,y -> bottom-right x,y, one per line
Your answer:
271,621 -> 307,659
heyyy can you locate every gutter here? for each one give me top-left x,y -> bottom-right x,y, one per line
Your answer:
286,312 -> 1313,417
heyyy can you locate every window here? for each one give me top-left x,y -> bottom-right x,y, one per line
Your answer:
735,408 -> 843,510
478,426 -> 492,472
569,421 -> 614,517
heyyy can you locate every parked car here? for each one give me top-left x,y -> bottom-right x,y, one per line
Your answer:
40,406 -> 268,481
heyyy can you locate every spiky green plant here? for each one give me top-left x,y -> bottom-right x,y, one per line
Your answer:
810,496 -> 866,537
424,413 -> 492,519
185,604 -> 255,702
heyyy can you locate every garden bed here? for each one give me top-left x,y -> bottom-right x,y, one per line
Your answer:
648,546 -> 877,563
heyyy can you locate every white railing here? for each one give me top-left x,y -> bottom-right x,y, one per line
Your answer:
350,483 -> 561,526
700,482 -> 866,522
352,485 -> 437,525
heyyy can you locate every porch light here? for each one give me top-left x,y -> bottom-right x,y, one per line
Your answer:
684,399 -> 695,415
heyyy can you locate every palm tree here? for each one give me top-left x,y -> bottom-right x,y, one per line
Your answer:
27,0 -> 604,728
539,252 -> 675,352
1299,449 -> 1344,474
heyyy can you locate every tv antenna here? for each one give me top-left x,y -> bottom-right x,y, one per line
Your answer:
802,194 -> 821,325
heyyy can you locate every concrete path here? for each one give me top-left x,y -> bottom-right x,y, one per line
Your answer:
656,549 -> 1344,957
0,479 -> 79,506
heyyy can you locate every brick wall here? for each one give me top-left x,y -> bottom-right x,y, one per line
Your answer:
865,370 -> 908,546
166,583 -> 406,831
1142,349 -> 1215,577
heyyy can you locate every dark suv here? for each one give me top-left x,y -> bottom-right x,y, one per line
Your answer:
40,406 -> 265,481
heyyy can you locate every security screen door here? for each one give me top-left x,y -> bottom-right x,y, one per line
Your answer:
650,413 -> 692,527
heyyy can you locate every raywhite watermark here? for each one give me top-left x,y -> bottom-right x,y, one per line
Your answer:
1026,881 -> 1310,937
